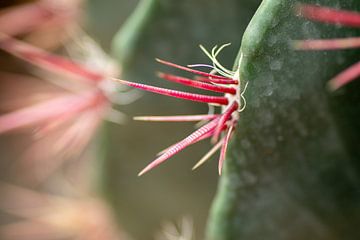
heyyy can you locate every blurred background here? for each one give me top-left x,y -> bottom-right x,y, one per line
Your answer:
0,0 -> 261,239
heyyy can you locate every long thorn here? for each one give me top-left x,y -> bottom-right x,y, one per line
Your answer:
293,37 -> 360,50
296,3 -> 360,27
158,72 -> 236,94
156,131 -> 214,156
156,58 -> 230,80
218,125 -> 234,175
192,139 -> 224,170
138,118 -> 220,176
134,114 -> 219,122
194,76 -> 238,85
328,61 -> 360,90
212,101 -> 238,143
113,79 -> 229,105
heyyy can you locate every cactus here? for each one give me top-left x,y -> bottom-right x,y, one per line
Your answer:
112,0 -> 360,239
207,0 -> 360,239
0,1 -> 128,239
1,0 -> 359,239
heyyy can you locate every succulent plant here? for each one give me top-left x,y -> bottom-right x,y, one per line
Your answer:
1,0 -> 360,239
112,0 -> 360,239
207,0 -> 360,239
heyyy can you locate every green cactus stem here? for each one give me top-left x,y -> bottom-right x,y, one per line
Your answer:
112,0 -> 159,68
207,0 -> 360,239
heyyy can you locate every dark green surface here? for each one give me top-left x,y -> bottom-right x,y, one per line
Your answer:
207,0 -> 360,239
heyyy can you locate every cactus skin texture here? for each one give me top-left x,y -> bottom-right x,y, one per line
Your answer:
206,1 -> 360,240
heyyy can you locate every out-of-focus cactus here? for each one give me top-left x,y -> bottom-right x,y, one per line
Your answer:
207,1 -> 360,239
0,33 -> 121,184
0,1 -> 129,239
0,182 -> 128,240
0,0 -> 82,49
155,216 -> 194,240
